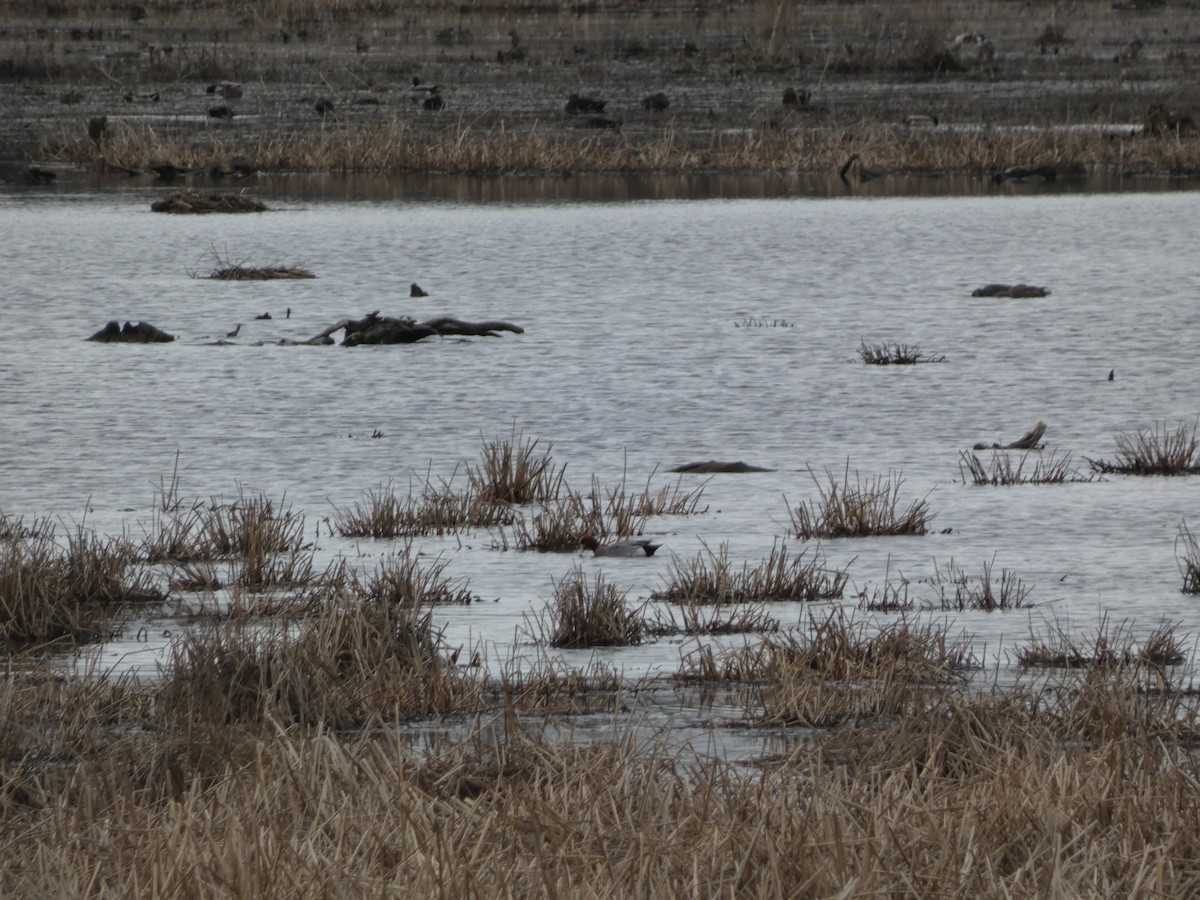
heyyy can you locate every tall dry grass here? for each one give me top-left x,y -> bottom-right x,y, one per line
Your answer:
790,464 -> 932,539
652,540 -> 849,605
1,520 -> 160,648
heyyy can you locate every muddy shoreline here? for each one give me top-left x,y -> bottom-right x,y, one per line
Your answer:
3,1 -> 1198,183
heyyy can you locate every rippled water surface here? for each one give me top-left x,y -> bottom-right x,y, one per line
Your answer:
3,180 -> 1200,685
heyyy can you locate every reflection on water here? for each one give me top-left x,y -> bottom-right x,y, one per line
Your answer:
7,167 -> 1200,206
2,178 -> 1200,695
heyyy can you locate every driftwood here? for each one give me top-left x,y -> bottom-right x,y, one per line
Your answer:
973,421 -> 1047,451
971,283 -> 1051,298
87,320 -> 175,343
302,311 -> 524,346
668,460 -> 775,474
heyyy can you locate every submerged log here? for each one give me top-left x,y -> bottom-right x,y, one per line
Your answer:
973,421 -> 1047,451
668,460 -> 775,473
302,311 -> 525,346
87,320 -> 175,343
971,283 -> 1050,298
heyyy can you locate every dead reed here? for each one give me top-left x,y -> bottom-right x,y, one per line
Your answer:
1088,419 -> 1200,475
1016,617 -> 1186,669
676,609 -> 974,689
157,586 -> 480,728
789,464 -> 932,539
191,247 -> 315,280
858,340 -> 946,365
1177,520 -> 1200,594
1,521 -> 160,648
467,429 -> 567,505
331,480 -> 512,538
144,491 -> 304,562
649,599 -> 780,637
357,550 -> 481,606
651,540 -> 849,604
535,567 -> 645,648
959,449 -> 1090,485
931,556 -> 1033,611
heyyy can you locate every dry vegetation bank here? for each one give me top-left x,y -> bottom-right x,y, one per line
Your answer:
4,631 -> 1200,895
4,0 -> 1200,179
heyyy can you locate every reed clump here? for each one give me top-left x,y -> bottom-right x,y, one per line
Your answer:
652,540 -> 849,605
1088,419 -> 1200,475
789,464 -> 932,539
467,429 -> 566,505
1177,520 -> 1200,594
1,521 -> 160,648
959,449 -> 1090,485
536,567 -> 644,648
157,587 -> 480,728
1016,618 -> 1186,669
931,556 -> 1033,611
677,609 -> 974,684
358,550 -> 481,606
859,340 -> 946,365
150,189 -> 267,214
649,600 -> 779,637
331,481 -> 512,538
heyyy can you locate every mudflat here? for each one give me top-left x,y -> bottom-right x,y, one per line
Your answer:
2,0 -> 1197,179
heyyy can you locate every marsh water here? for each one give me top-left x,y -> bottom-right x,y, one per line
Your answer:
3,174 -> 1200,697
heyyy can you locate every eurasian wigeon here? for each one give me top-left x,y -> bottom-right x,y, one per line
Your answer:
580,535 -> 662,557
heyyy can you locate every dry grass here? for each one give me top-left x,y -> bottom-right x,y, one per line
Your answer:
331,479 -> 513,538
157,587 -> 481,729
1088,419 -> 1200,475
789,464 -> 932,539
7,616 -> 1200,894
467,429 -> 567,505
676,609 -> 975,689
534,567 -> 645,648
1016,617 -> 1187,670
652,540 -> 849,605
0,521 -> 160,648
930,556 -> 1033,611
357,550 -> 482,606
650,600 -> 780,637
959,449 -> 1091,485
1177,520 -> 1200,594
859,340 -> 946,365
191,248 -> 315,280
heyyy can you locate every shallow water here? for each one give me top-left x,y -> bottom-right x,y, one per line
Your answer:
3,177 -> 1200,689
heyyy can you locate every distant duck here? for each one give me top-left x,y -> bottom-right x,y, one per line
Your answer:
782,86 -> 811,107
580,535 -> 662,557
225,323 -> 242,338
314,98 -> 335,117
207,105 -> 235,119
565,93 -> 606,115
423,93 -> 444,111
254,312 -> 271,320
903,114 -> 939,127
410,283 -> 428,298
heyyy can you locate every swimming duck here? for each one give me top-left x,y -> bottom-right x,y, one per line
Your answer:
580,535 -> 662,557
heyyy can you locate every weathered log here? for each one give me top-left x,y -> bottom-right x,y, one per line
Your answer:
668,460 -> 775,473
971,283 -> 1050,298
420,316 -> 525,337
973,421 -> 1047,451
87,320 -> 175,343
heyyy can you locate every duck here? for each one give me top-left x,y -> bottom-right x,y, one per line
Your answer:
580,535 -> 662,557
